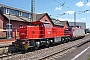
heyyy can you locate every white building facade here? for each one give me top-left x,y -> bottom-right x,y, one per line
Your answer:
69,22 -> 86,29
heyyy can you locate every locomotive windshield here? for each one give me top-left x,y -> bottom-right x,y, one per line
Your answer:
65,27 -> 72,31
30,21 -> 53,28
44,23 -> 52,28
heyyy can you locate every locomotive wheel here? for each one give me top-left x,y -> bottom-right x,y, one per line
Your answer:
45,40 -> 50,47
61,37 -> 64,43
34,41 -> 40,50
34,45 -> 39,50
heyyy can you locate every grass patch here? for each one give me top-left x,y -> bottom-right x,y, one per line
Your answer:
88,58 -> 90,60
88,55 -> 90,60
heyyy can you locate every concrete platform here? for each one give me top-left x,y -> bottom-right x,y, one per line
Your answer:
0,38 -> 16,54
0,38 -> 15,47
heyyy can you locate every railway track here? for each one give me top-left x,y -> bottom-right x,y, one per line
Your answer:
0,34 -> 90,60
40,41 -> 90,60
40,46 -> 75,60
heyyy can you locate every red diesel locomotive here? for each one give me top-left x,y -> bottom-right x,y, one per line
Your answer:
13,21 -> 85,50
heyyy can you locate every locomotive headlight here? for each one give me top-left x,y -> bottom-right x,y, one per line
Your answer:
50,40 -> 53,43
22,42 -> 26,44
26,37 -> 27,38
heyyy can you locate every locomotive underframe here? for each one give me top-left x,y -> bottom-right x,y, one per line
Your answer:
14,36 -> 71,50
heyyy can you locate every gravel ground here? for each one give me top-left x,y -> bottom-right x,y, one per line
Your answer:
1,34 -> 90,60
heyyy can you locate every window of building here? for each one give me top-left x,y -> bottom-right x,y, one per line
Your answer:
10,9 -> 19,16
6,8 -> 10,14
19,11 -> 22,16
29,14 -> 31,18
4,8 -> 6,14
22,12 -> 29,18
3,7 -> 6,14
3,7 -> 9,14
0,7 -> 3,13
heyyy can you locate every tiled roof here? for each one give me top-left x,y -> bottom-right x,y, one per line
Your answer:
36,13 -> 47,21
51,18 -> 69,27
3,13 -> 47,22
51,18 -> 63,26
3,13 -> 69,27
4,14 -> 31,22
60,21 -> 69,26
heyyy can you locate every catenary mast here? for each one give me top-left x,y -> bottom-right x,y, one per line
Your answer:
31,0 -> 35,22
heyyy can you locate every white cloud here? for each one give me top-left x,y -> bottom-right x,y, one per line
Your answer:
57,17 -> 85,22
55,7 -> 62,10
65,11 -> 75,14
81,18 -> 86,20
86,2 -> 90,7
76,1 -> 84,7
57,18 -> 74,22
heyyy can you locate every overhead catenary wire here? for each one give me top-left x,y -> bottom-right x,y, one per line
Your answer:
53,0 -> 88,19
53,0 -> 73,11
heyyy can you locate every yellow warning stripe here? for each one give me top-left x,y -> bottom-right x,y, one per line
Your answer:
15,44 -> 18,49
24,43 -> 28,50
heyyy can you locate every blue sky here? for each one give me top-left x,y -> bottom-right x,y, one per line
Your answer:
0,0 -> 90,28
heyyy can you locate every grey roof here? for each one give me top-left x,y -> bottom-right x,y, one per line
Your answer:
4,13 -> 68,26
4,13 -> 47,22
3,13 -> 46,22
60,21 -> 69,26
4,14 -> 31,22
51,18 -> 63,26
36,13 -> 54,25
51,18 -> 70,27
36,13 -> 47,21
